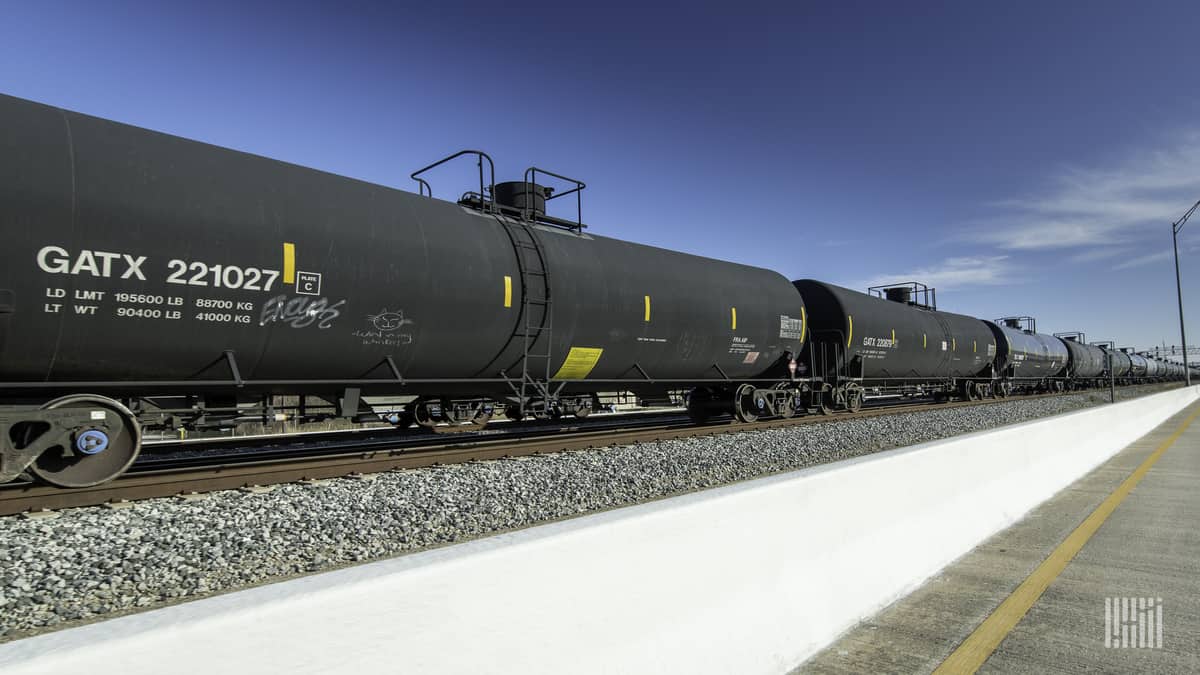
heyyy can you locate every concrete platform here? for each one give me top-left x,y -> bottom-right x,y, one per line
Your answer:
799,400 -> 1200,674
3,388 -> 1193,675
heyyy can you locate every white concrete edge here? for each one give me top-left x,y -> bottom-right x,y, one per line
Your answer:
1,385 -> 1196,674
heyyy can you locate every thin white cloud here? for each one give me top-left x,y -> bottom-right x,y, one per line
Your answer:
1068,247 -> 1129,264
855,255 -> 1014,292
974,132 -> 1200,254
1112,249 -> 1173,270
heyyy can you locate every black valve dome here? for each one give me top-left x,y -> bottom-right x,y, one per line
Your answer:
494,181 -> 551,215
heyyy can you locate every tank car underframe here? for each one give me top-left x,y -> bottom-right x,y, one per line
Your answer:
0,370 -> 797,485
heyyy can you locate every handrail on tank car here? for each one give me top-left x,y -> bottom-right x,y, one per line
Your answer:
524,166 -> 586,231
996,316 -> 1037,334
1053,331 -> 1087,343
867,281 -> 937,310
411,150 -> 497,212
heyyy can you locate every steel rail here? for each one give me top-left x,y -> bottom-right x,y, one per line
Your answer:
0,386 -> 1167,517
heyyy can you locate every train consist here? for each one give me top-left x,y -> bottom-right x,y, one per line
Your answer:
0,93 -> 1193,487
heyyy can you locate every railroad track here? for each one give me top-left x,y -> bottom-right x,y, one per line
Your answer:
0,387 -> 1150,516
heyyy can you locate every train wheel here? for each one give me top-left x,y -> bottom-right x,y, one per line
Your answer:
997,382 -> 1011,398
413,399 -> 439,428
817,386 -> 835,415
504,404 -> 525,421
30,395 -> 142,488
733,384 -> 759,423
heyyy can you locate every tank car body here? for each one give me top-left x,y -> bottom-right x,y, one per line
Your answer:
1128,354 -> 1149,378
1055,334 -> 1106,379
793,280 -> 994,380
1143,358 -> 1162,379
789,280 -> 1001,405
0,93 -> 807,484
1100,347 -> 1133,378
986,319 -> 1068,382
0,94 -> 802,397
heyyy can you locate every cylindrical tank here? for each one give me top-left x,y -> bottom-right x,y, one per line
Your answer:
986,323 -> 1069,378
1100,347 -> 1132,377
0,93 -> 804,399
1058,336 -> 1106,378
791,280 -> 994,380
1144,358 -> 1162,378
1128,354 -> 1149,377
521,231 -> 806,391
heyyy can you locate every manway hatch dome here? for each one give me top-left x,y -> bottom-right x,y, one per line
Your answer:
867,281 -> 937,310
409,149 -> 588,232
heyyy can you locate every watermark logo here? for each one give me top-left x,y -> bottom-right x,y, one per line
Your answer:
1105,597 -> 1163,648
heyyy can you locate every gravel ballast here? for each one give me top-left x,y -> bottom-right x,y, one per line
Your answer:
0,385 -> 1175,640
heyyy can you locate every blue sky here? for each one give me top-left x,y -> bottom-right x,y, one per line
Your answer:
3,1 -> 1198,354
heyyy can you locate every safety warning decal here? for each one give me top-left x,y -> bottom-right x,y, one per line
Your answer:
552,347 -> 604,380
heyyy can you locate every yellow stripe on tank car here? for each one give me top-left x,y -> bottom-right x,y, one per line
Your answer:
504,276 -> 513,308
892,328 -> 896,346
953,337 -> 957,351
847,314 -> 854,348
644,295 -> 651,322
283,242 -> 296,284
731,307 -> 737,330
974,340 -> 977,353
800,306 -> 807,343
923,333 -> 928,349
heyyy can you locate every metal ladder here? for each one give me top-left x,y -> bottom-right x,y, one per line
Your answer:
499,217 -> 555,415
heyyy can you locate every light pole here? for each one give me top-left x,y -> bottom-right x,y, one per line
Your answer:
1173,200 -> 1198,386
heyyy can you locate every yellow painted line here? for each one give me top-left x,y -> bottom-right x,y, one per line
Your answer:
800,306 -> 807,343
504,276 -> 513,308
934,405 -> 1200,674
974,340 -> 977,353
282,242 -> 296,284
923,333 -> 928,349
847,314 -> 854,348
644,295 -> 651,322
731,307 -> 737,331
952,337 -> 957,351
892,328 -> 896,346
